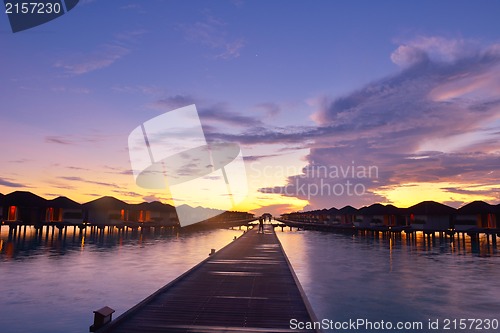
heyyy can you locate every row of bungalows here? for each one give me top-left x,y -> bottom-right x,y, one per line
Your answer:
0,191 -> 73,224
281,206 -> 358,225
0,191 -> 252,227
408,201 -> 499,231
0,191 -> 178,226
83,197 -> 178,226
282,201 -> 500,231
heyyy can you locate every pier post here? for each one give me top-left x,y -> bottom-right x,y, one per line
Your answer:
8,225 -> 15,240
89,306 -> 115,332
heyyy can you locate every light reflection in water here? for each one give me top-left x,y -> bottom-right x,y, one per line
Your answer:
0,224 -> 244,333
277,229 -> 500,333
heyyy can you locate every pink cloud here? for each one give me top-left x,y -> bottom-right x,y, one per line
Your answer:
391,36 -> 476,67
54,44 -> 129,75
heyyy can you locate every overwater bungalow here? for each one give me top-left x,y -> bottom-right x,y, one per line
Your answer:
407,201 -> 456,231
355,203 -> 403,227
83,196 -> 129,225
338,205 -> 358,225
2,191 -> 47,224
129,201 -> 178,226
326,207 -> 341,224
45,196 -> 83,225
456,201 -> 496,230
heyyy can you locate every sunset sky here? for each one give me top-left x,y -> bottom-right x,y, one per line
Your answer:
1,0 -> 500,215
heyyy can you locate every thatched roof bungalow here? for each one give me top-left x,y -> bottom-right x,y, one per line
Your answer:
356,203 -> 404,227
456,201 -> 496,230
129,201 -> 178,226
338,205 -> 358,225
83,196 -> 129,225
2,191 -> 47,224
407,201 -> 456,231
45,196 -> 83,224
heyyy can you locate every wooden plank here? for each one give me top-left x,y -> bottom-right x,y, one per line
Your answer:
97,224 -> 320,333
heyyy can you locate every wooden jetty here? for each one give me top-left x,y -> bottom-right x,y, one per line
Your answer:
95,224 -> 319,333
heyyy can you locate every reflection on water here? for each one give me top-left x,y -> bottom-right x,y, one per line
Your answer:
0,224 -> 243,333
1,224 -> 187,260
1,225 -> 499,333
277,229 -> 500,333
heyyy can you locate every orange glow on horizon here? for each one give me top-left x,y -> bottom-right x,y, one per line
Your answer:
375,182 -> 499,208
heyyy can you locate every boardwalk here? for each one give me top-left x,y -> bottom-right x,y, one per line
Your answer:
97,224 -> 319,333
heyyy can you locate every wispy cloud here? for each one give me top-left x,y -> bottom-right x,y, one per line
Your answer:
59,176 -> 122,188
102,166 -> 133,176
200,104 -> 263,127
216,38 -> 245,59
54,44 -> 130,75
112,190 -> 143,198
154,94 -> 197,110
44,133 -> 110,146
8,158 -> 32,164
243,154 -> 282,162
66,165 -> 90,171
114,29 -> 148,41
45,136 -> 74,145
180,14 -> 245,59
153,94 -> 263,128
0,177 -> 27,188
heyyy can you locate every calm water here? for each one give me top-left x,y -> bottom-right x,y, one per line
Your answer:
0,225 -> 243,333
1,224 -> 499,333
277,230 -> 500,332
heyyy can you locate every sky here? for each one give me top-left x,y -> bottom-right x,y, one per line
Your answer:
1,0 -> 500,216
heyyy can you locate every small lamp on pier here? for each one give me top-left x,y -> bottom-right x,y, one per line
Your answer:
89,306 -> 115,332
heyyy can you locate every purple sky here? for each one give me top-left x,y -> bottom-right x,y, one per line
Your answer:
1,1 -> 500,215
